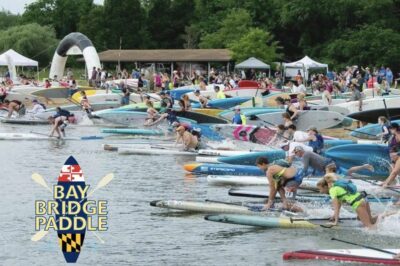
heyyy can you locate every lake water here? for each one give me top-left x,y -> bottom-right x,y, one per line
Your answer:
0,124 -> 399,266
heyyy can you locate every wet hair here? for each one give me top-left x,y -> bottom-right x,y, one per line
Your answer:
277,124 -> 286,130
324,173 -> 338,183
282,112 -> 291,119
378,116 -> 388,123
287,124 -> 296,130
317,178 -> 328,189
256,157 -> 269,165
275,96 -> 285,104
325,163 -> 337,173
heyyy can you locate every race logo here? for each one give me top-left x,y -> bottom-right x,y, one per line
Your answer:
32,156 -> 112,263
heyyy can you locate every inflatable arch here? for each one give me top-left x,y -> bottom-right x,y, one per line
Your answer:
49,32 -> 101,80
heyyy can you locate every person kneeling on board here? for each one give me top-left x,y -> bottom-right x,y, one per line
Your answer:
27,99 -> 45,117
292,145 -> 333,175
48,107 -> 74,138
317,173 -> 377,229
194,89 -> 208,108
175,125 -> 200,151
232,106 -> 246,125
4,99 -> 26,118
255,157 -> 304,212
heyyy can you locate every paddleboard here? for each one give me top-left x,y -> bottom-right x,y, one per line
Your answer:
227,188 -> 397,203
350,120 -> 400,140
174,111 -> 228,124
253,110 -> 345,130
325,144 -> 391,177
45,102 -> 121,112
118,147 -> 196,155
191,97 -> 251,109
0,133 -> 104,140
216,150 -> 285,165
183,163 -> 264,176
56,156 -> 86,263
348,108 -> 400,123
211,124 -> 276,145
101,128 -> 163,135
263,93 -> 292,107
283,249 -> 400,265
204,214 -> 360,229
150,200 -> 265,215
32,86 -> 92,98
0,118 -> 49,125
336,96 -> 400,114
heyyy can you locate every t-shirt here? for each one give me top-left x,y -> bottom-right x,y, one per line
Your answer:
288,142 -> 313,157
293,131 -> 309,142
329,186 -> 361,210
301,151 -> 331,174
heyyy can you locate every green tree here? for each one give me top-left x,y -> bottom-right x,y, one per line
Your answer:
0,10 -> 20,29
199,8 -> 252,48
228,28 -> 282,63
22,0 -> 93,38
322,25 -> 400,71
0,23 -> 58,66
78,5 -> 106,51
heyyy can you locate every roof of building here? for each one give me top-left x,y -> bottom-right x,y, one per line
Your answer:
97,49 -> 232,62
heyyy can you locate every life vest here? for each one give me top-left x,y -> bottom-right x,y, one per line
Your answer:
334,179 -> 357,195
216,90 -> 226,99
308,134 -> 324,153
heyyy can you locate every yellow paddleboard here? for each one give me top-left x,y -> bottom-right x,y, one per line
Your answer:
192,108 -> 223,117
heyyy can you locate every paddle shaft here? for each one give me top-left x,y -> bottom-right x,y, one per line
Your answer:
290,217 -> 356,223
363,179 -> 400,194
331,237 -> 397,255
344,128 -> 377,137
253,115 -> 292,141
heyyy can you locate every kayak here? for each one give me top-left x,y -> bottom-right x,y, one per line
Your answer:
118,147 -> 196,156
204,214 -> 360,229
183,163 -> 264,176
101,128 -> 163,135
227,188 -> 398,203
150,200 -> 267,215
283,249 -> 400,265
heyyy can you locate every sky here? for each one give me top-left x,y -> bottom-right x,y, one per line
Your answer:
0,0 -> 104,15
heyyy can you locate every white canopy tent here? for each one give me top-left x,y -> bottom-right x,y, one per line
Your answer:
0,49 -> 39,81
283,55 -> 328,81
235,57 -> 271,77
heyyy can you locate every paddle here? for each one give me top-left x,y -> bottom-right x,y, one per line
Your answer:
331,237 -> 397,255
343,128 -> 378,137
31,173 -> 114,242
363,179 -> 400,194
250,115 -> 292,141
290,217 -> 357,223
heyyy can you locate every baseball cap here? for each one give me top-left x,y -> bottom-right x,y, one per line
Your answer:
293,146 -> 304,153
306,126 -> 318,132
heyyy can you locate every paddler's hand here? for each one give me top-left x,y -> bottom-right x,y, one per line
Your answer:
325,221 -> 338,226
262,202 -> 273,211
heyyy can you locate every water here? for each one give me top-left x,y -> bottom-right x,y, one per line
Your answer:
0,124 -> 399,266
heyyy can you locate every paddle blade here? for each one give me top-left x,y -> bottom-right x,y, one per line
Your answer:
31,230 -> 49,242
32,173 -> 52,193
87,173 -> 114,197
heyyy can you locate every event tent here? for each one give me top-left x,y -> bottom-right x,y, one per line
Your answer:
235,57 -> 271,77
0,49 -> 39,80
283,55 -> 328,81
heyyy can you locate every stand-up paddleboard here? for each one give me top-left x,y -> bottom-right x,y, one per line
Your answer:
46,102 -> 121,112
227,188 -> 397,203
348,108 -> 400,123
118,147 -> 196,156
263,93 -> 292,107
283,249 -> 400,265
150,200 -> 265,215
103,143 -> 176,151
325,144 -> 391,177
335,96 -> 400,114
116,102 -> 161,111
253,110 -> 345,130
204,214 -> 360,229
94,111 -> 148,125
101,128 -> 163,135
34,110 -> 86,123
191,108 -> 223,117
198,149 -> 263,157
32,86 -> 92,99
219,108 -> 283,121
211,124 -> 276,145
0,118 -> 50,125
183,163 -> 264,176
191,97 -> 251,109
0,133 -> 104,140
350,120 -> 400,139
174,111 -> 228,124
216,150 -> 285,165
56,156 -> 87,263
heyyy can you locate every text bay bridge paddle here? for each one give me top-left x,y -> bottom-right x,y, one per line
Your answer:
331,238 -> 397,256
31,172 -> 113,242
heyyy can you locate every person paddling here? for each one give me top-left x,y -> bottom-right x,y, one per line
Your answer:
4,99 -> 26,118
49,107 -> 73,138
317,173 -> 377,229
256,157 -> 304,212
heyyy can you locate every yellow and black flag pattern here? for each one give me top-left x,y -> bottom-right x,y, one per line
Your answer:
58,233 -> 85,253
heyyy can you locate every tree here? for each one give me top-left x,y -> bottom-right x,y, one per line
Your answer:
199,8 -> 252,48
78,5 -> 107,51
321,25 -> 400,71
0,23 -> 58,66
0,10 -> 20,30
228,28 -> 282,63
22,0 -> 93,38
